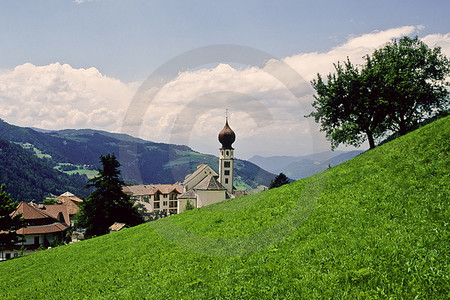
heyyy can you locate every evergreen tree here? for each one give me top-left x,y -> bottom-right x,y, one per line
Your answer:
76,154 -> 143,238
0,184 -> 26,259
269,173 -> 290,189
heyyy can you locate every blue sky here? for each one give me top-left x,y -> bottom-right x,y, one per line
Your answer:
0,1 -> 449,158
2,0 -> 449,81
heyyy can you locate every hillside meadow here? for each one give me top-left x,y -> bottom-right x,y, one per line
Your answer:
0,116 -> 448,299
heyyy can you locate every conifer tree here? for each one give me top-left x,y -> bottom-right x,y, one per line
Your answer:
0,184 -> 26,259
76,154 -> 143,238
269,173 -> 290,189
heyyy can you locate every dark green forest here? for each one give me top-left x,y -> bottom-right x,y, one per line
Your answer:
0,138 -> 88,202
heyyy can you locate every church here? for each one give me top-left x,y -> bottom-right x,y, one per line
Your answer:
124,117 -> 237,215
177,117 -> 236,213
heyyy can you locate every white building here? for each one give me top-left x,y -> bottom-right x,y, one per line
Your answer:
123,184 -> 183,215
178,118 -> 236,212
125,117 -> 238,215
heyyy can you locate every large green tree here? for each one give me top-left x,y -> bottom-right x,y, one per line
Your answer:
308,36 -> 449,149
309,59 -> 388,149
76,154 -> 143,238
0,184 -> 26,259
367,36 -> 450,135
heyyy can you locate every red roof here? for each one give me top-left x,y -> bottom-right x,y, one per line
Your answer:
41,205 -> 70,225
11,202 -> 69,236
55,192 -> 83,215
123,184 -> 183,196
12,202 -> 51,220
17,222 -> 68,235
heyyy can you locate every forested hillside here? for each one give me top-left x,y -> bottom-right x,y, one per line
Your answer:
0,138 -> 88,201
0,119 -> 275,191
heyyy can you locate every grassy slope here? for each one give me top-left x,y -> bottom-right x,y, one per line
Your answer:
0,117 -> 449,299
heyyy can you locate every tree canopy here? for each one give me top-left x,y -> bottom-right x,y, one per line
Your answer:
76,154 -> 143,238
308,36 -> 449,149
0,184 -> 26,258
269,173 -> 290,189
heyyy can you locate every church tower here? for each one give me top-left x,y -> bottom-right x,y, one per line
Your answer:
218,116 -> 236,194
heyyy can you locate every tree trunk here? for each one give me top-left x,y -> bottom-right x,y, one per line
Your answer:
397,115 -> 408,136
367,131 -> 376,149
398,122 -> 407,136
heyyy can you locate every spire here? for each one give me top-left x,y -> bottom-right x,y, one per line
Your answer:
218,112 -> 236,149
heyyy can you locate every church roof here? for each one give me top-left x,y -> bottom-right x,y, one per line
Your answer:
183,164 -> 217,186
218,119 -> 236,149
178,189 -> 197,199
194,175 -> 227,191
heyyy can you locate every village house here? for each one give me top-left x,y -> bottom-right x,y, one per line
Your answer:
54,191 -> 83,226
123,184 -> 183,216
0,192 -> 82,261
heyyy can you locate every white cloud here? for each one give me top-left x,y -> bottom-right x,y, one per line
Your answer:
0,62 -> 138,132
1,26 -> 448,158
422,33 -> 450,57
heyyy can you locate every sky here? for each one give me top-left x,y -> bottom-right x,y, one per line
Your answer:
0,0 -> 449,159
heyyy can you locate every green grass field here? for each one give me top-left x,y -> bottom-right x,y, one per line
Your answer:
55,163 -> 99,179
1,116 -> 448,299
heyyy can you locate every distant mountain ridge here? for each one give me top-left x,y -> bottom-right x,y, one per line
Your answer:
0,119 -> 275,195
249,150 -> 364,179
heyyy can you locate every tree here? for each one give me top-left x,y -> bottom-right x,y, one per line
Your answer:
76,154 -> 143,238
309,59 -> 388,149
269,173 -> 290,189
308,36 -> 449,149
185,200 -> 195,211
367,36 -> 450,135
0,184 -> 26,260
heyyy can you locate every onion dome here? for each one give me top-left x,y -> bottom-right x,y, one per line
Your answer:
218,119 -> 236,149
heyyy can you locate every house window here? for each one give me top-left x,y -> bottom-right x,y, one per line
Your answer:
224,170 -> 230,176
224,161 -> 230,168
163,194 -> 168,198
163,201 -> 168,206
225,178 -> 228,184
34,236 -> 40,245
226,150 -> 229,156
154,202 -> 160,209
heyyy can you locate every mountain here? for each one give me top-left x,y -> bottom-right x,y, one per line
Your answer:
249,150 -> 364,179
0,119 -> 275,192
0,138 -> 88,201
1,115 -> 447,298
